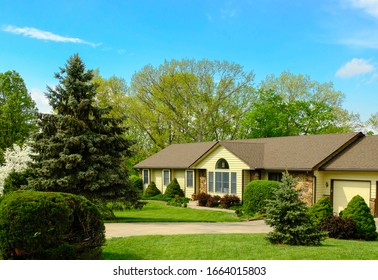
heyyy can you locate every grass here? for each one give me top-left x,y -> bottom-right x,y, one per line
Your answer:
103,233 -> 378,260
108,200 -> 241,223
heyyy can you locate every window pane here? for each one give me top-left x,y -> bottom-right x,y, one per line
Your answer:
222,172 -> 229,193
143,170 -> 149,185
215,172 -> 222,192
187,171 -> 193,188
163,170 -> 170,186
209,172 -> 214,192
231,172 -> 237,194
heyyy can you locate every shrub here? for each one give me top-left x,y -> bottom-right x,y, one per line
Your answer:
340,195 -> 378,241
206,195 -> 221,207
197,192 -> 211,206
164,178 -> 184,198
144,181 -> 161,197
308,196 -> 333,228
0,190 -> 105,260
321,216 -> 356,239
130,175 -> 143,193
220,194 -> 240,209
265,173 -> 326,246
167,195 -> 190,207
3,169 -> 33,194
243,180 -> 280,215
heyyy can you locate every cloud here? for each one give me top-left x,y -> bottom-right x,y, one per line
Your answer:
30,88 -> 52,114
2,25 -> 100,47
336,58 -> 375,78
348,0 -> 378,17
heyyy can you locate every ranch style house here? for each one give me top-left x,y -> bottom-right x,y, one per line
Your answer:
134,132 -> 378,216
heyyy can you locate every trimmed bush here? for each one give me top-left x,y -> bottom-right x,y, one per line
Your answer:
308,196 -> 333,228
3,169 -> 33,194
243,180 -> 280,215
144,181 -> 161,197
206,195 -> 221,207
340,195 -> 378,241
220,194 -> 240,209
197,192 -> 211,206
321,216 -> 356,239
0,190 -> 105,260
164,178 -> 184,198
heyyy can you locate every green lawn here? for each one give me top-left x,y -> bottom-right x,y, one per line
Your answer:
103,233 -> 378,260
109,200 -> 241,223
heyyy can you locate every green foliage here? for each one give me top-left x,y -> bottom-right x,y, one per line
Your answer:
3,169 -> 32,194
308,196 -> 333,228
321,216 -> 356,239
220,194 -> 240,209
340,195 -> 378,241
197,192 -> 211,206
28,54 -> 138,205
164,178 -> 184,198
265,173 -> 326,246
130,175 -> 143,192
166,195 -> 190,208
0,190 -> 105,259
243,180 -> 280,215
144,181 -> 161,197
0,70 -> 38,153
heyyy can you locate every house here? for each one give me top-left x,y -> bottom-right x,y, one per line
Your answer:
134,132 -> 378,216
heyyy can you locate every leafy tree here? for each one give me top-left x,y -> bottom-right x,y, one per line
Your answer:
265,173 -> 326,246
0,71 -> 38,162
240,71 -> 358,138
129,59 -> 255,150
367,112 -> 378,134
28,54 -> 138,206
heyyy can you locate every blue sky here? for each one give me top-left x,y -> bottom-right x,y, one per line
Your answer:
1,0 -> 377,121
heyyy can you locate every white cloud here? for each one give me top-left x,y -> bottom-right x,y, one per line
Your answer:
30,88 -> 52,114
348,0 -> 378,17
336,58 -> 375,78
2,25 -> 100,47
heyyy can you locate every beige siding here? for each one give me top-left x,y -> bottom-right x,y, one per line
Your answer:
194,145 -> 250,199
150,169 -> 163,193
314,171 -> 378,202
172,169 -> 185,196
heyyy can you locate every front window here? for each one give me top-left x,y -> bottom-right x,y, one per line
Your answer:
186,170 -> 194,188
216,158 -> 229,169
268,172 -> 283,182
163,169 -> 170,186
143,169 -> 149,185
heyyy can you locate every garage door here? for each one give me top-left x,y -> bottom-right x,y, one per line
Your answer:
333,180 -> 371,214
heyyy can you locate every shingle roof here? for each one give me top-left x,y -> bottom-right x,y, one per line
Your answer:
320,135 -> 378,171
134,132 -> 364,171
134,141 -> 217,169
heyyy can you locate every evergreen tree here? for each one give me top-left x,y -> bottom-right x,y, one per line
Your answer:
265,173 -> 326,246
29,54 -> 138,205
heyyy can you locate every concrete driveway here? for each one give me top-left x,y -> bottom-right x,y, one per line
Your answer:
105,220 -> 271,238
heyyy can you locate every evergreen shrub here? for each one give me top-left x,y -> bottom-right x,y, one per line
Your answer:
0,190 -> 105,259
321,216 -> 356,239
340,195 -> 378,241
164,178 -> 184,198
3,169 -> 33,194
144,181 -> 161,197
243,180 -> 280,215
130,175 -> 143,193
308,196 -> 333,228
220,194 -> 240,209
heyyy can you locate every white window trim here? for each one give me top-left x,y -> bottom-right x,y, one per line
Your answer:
142,169 -> 150,186
186,170 -> 195,188
162,169 -> 171,186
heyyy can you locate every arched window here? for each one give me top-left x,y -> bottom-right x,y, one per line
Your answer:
216,158 -> 229,169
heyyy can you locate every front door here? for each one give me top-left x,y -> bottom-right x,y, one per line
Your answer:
199,169 -> 207,194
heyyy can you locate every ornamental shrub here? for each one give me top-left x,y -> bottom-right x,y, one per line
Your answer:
243,180 -> 280,215
220,194 -> 240,209
340,195 -> 378,241
308,196 -> 333,228
321,216 -> 356,239
164,178 -> 184,198
0,190 -> 105,260
265,173 -> 326,246
2,169 -> 33,194
144,181 -> 161,197
206,195 -> 221,207
197,192 -> 211,206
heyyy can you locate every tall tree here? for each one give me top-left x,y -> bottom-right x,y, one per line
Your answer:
367,113 -> 378,133
29,54 -> 138,204
129,59 -> 255,150
240,71 -> 358,138
0,71 -> 38,162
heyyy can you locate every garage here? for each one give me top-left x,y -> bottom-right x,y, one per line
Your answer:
331,180 -> 371,214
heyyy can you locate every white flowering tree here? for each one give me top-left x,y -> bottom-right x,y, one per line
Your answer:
0,143 -> 35,194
